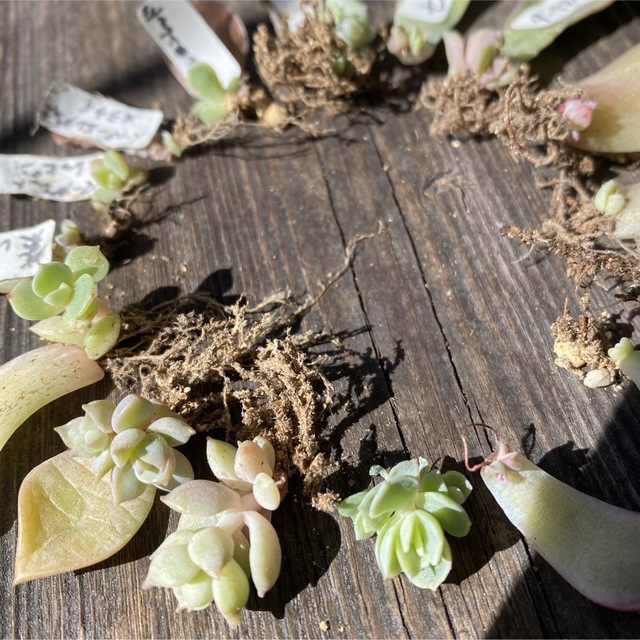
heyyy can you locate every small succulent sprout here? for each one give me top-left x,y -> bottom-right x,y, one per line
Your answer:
594,180 -> 640,245
55,394 -> 195,503
161,130 -> 183,158
442,29 -> 513,90
145,436 -> 284,626
608,338 -> 640,388
388,0 -> 470,65
557,97 -> 598,142
325,0 -> 375,49
91,150 -> 148,211
207,436 -> 285,512
339,458 -> 471,589
8,246 -> 120,359
594,179 -> 626,217
187,62 -> 241,125
53,219 -> 82,257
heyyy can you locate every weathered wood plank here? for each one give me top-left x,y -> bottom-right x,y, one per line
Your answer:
2,1 -> 640,638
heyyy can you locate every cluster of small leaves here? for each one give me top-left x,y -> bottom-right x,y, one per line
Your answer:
56,393 -> 195,503
91,149 -> 148,211
8,245 -> 120,359
339,458 -> 472,590
143,436 -> 284,627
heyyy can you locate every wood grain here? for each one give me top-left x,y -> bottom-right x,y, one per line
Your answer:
2,1 -> 640,637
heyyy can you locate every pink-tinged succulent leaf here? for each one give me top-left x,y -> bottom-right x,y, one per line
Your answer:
464,28 -> 500,75
112,462 -> 147,503
252,472 -> 281,511
206,438 -> 252,492
110,428 -> 146,468
234,440 -> 273,483
15,451 -> 155,584
146,416 -> 195,446
570,43 -> 640,153
481,444 -> 640,611
161,479 -> 242,516
442,30 -> 466,74
145,534 -> 200,588
0,344 -> 104,454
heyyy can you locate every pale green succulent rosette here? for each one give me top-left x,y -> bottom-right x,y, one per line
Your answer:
143,436 -> 285,628
55,394 -> 195,503
339,458 -> 472,589
8,245 -> 120,359
91,149 -> 148,211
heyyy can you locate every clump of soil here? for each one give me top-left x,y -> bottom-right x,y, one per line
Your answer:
551,301 -> 619,386
253,7 -> 380,112
105,291 -> 335,501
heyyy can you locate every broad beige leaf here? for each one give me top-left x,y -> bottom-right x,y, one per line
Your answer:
0,344 -> 104,453
15,451 -> 155,583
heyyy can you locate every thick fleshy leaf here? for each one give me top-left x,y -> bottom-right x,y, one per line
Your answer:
212,559 -> 250,628
369,476 -> 418,518
30,315 -> 86,348
188,526 -> 234,578
65,246 -> 110,282
243,510 -> 281,597
174,570 -> 214,610
161,480 -> 241,516
187,62 -> 226,101
15,451 -> 155,583
440,471 -> 472,504
102,150 -> 130,182
84,313 -> 121,360
253,472 -> 281,511
147,416 -> 195,446
112,463 -> 148,503
111,394 -> 157,432
145,537 -> 200,588
8,280 -> 61,320
162,450 -> 194,491
375,519 -> 402,579
110,428 -> 146,467
418,492 -> 472,537
65,273 -> 97,321
133,435 -> 175,486
32,262 -> 73,297
206,438 -> 251,492
338,489 -> 368,518
83,399 -> 116,433
234,440 -> 272,483
408,538 -> 452,590
253,436 -> 276,471
0,344 -> 104,454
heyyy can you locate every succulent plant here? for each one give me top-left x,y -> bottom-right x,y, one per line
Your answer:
55,393 -> 195,503
339,458 -> 472,589
143,436 -> 286,627
91,149 -> 148,211
8,245 -> 120,359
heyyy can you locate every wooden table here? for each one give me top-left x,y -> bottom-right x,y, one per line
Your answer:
2,1 -> 640,637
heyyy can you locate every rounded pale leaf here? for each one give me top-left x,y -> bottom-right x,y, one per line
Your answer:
174,570 -> 214,610
147,416 -> 195,446
234,440 -> 272,483
187,62 -> 225,101
102,150 -> 130,182
206,438 -> 251,491
243,510 -> 281,597
253,472 -> 281,511
32,262 -> 73,297
145,541 -> 200,588
84,313 -> 121,360
111,394 -> 157,432
188,526 -> 234,577
65,246 -> 110,283
212,559 -> 250,628
253,436 -> 276,471
110,428 -> 146,467
9,280 -> 61,320
161,480 -> 241,516
15,451 -> 155,584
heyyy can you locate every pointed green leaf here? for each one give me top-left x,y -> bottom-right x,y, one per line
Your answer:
418,491 -> 471,537
9,280 -> 61,320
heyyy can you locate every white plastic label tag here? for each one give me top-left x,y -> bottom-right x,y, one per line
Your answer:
36,81 -> 164,150
394,0 -> 454,24
510,0 -> 599,30
0,153 -> 102,202
0,219 -> 55,282
137,0 -> 241,89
